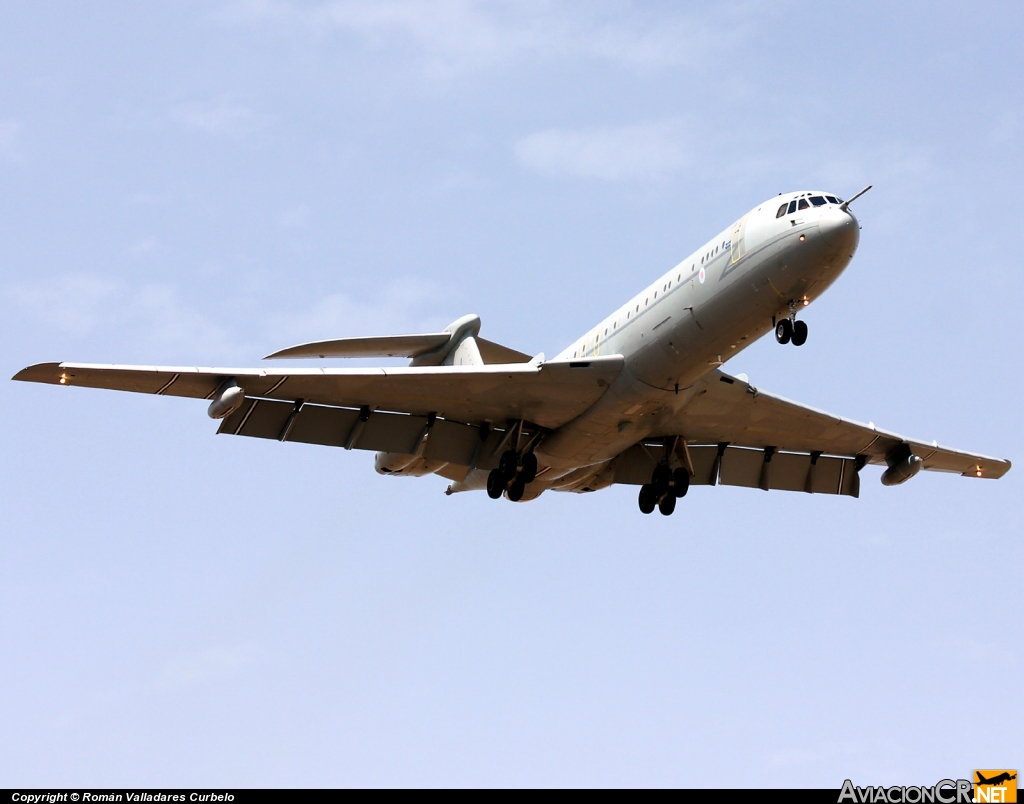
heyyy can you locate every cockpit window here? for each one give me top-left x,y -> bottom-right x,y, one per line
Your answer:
776,203 -> 787,218
826,195 -> 839,204
798,198 -> 809,210
809,196 -> 826,206
787,200 -> 797,214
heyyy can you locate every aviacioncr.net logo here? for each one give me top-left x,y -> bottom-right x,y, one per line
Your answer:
839,779 -> 974,804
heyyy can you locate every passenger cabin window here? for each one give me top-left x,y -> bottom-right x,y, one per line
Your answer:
809,196 -> 826,206
798,198 -> 809,210
787,200 -> 797,214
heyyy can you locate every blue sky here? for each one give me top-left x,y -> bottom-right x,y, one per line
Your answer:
1,0 -> 1021,787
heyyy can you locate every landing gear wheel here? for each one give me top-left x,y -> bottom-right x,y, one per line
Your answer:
519,452 -> 538,484
498,449 -> 518,481
775,318 -> 793,344
486,468 -> 506,499
658,494 -> 676,516
672,467 -> 690,498
638,484 -> 656,514
651,464 -> 672,494
506,478 -> 526,502
791,319 -> 808,346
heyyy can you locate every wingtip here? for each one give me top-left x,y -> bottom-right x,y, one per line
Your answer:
12,362 -> 65,383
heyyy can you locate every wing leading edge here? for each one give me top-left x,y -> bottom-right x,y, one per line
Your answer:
12,357 -> 623,430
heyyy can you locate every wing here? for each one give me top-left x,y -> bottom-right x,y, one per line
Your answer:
609,369 -> 1008,498
674,369 -> 1010,478
12,357 -> 622,430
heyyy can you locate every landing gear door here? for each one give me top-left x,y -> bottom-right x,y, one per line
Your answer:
730,217 -> 745,264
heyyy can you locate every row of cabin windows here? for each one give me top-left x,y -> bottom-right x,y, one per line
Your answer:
701,239 -> 729,264
775,194 -> 843,217
571,268 -> 694,356
569,241 -> 746,358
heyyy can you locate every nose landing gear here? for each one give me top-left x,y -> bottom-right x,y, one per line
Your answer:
638,465 -> 690,515
775,303 -> 808,347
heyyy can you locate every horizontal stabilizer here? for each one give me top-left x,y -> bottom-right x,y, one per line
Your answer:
264,333 -> 450,360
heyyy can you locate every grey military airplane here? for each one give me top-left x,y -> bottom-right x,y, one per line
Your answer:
14,187 -> 1011,514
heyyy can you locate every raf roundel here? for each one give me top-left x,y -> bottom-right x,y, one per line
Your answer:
698,266 -> 706,284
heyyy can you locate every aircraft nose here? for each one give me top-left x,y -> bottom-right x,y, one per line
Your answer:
817,207 -> 860,256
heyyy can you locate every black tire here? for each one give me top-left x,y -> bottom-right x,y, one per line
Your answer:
658,494 -> 676,516
775,318 -> 792,344
507,478 -> 526,502
486,468 -> 506,499
498,449 -> 518,481
652,464 -> 672,493
791,319 -> 808,346
519,452 -> 538,484
672,467 -> 690,498
638,484 -> 656,514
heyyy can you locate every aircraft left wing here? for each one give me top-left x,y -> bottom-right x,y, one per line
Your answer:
608,369 -> 1008,498
674,368 -> 1010,478
12,357 -> 623,430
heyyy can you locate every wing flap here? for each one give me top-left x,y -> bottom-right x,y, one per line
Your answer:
611,442 -> 860,496
217,398 -> 506,467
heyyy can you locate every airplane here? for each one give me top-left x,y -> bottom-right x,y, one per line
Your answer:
13,186 -> 1011,514
976,773 -> 1017,786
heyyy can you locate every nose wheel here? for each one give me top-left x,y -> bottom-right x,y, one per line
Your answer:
775,311 -> 808,347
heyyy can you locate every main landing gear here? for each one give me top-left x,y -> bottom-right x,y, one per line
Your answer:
487,449 -> 538,502
775,304 -> 808,347
638,464 -> 690,515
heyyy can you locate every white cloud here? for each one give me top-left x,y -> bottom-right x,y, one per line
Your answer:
170,102 -> 264,137
126,237 -> 160,257
0,120 -> 24,164
515,120 -> 688,181
6,273 -> 460,365
265,276 -> 451,349
217,0 -> 713,74
155,643 -> 259,690
4,274 -> 242,359
277,204 -> 312,229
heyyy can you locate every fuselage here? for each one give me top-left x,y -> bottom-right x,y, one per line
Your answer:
535,190 -> 861,486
